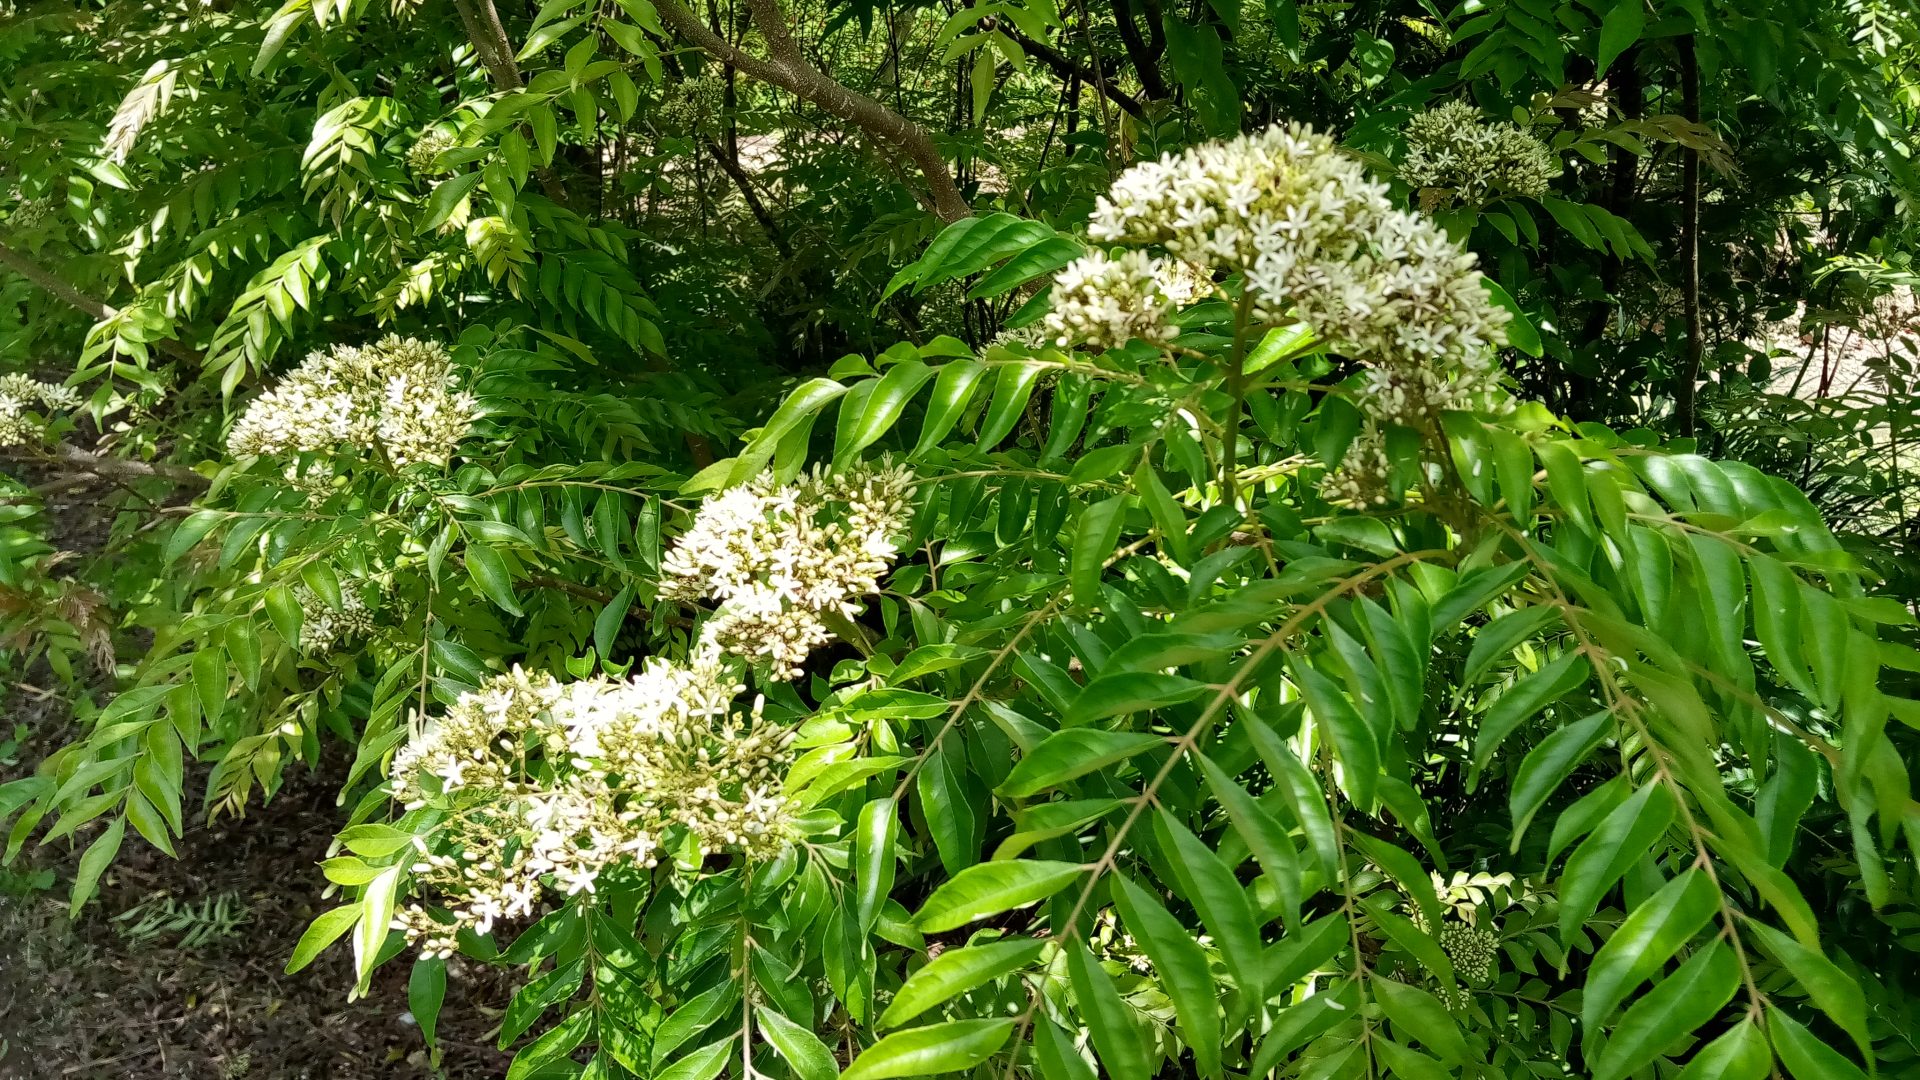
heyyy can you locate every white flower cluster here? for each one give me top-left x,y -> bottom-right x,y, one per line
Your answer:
1042,253 -> 1217,350
663,460 -> 916,680
1439,923 -> 1498,983
294,585 -> 375,654
0,374 -> 81,447
1401,101 -> 1559,207
226,335 -> 479,468
406,129 -> 456,176
1043,250 -> 1178,350
1085,124 -> 1511,424
387,660 -> 798,955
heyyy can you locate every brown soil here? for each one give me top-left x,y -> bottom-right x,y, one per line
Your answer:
0,727 -> 519,1080
0,458 -> 519,1079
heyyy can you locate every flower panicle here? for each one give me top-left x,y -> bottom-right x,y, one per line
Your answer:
226,334 -> 479,469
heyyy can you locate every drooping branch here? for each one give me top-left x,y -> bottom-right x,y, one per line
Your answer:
999,24 -> 1146,119
0,240 -> 113,320
702,137 -> 793,256
654,0 -> 972,222
0,238 -> 201,364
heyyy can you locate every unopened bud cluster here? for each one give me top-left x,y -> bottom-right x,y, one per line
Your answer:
1321,426 -> 1395,507
1080,123 -> 1511,423
294,585 -> 376,654
1401,101 -> 1559,207
407,130 -> 456,176
386,658 -> 798,955
1439,923 -> 1498,983
662,459 -> 915,680
226,335 -> 479,469
0,374 -> 81,447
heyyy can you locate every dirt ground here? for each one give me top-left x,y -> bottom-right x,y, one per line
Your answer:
0,444 -> 521,1079
0,717 -> 519,1080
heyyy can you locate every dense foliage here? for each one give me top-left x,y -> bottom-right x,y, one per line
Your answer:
2,0 -> 1919,1077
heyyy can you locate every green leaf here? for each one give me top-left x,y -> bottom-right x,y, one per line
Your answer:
264,585 -> 303,649
757,1005 -> 840,1080
1372,977 -> 1471,1065
1070,495 -> 1128,609
1481,278 -> 1542,356
880,938 -> 1046,1029
918,742 -> 981,873
1559,783 -> 1676,942
1196,753 -> 1304,928
1153,810 -> 1264,1005
163,510 -> 222,565
464,542 -> 523,616
410,956 -> 447,1049
1462,607 -> 1559,685
1596,0 -> 1647,75
1509,709 -> 1612,846
914,361 -> 989,455
1033,1018 -> 1096,1080
1162,16 -> 1239,135
420,171 -> 483,231
842,1019 -> 1014,1080
1745,921 -> 1870,1060
1474,650 -> 1590,768
1067,671 -> 1207,725
1592,938 -> 1740,1080
1582,868 -> 1719,1029
69,815 -> 125,917
1675,1020 -> 1772,1080
594,585 -> 634,659
977,361 -> 1046,450
1767,1007 -> 1869,1080
999,729 -> 1164,798
970,236 -> 1083,299
842,360 -> 933,461
1291,661 -> 1378,808
652,1036 -> 734,1080
889,644 -> 989,684
301,561 -> 342,609
286,904 -> 359,973
912,859 -> 1087,932
1111,875 -> 1223,1078
1065,940 -> 1149,1080
854,796 -> 899,933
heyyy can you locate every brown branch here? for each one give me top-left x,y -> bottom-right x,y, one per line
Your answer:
450,0 -> 524,89
0,239 -> 202,364
5,441 -> 208,490
0,240 -> 112,319
701,137 -> 792,255
654,0 -> 972,222
1108,0 -> 1169,99
999,24 -> 1146,119
1674,35 -> 1703,438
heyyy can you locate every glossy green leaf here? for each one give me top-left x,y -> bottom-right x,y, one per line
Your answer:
1111,874 -> 1223,1078
1065,940 -> 1149,1080
757,1004 -> 840,1080
1581,868 -> 1719,1028
912,859 -> 1086,932
842,1019 -> 1014,1080
880,938 -> 1046,1029
998,729 -> 1165,797
1592,938 -> 1740,1080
